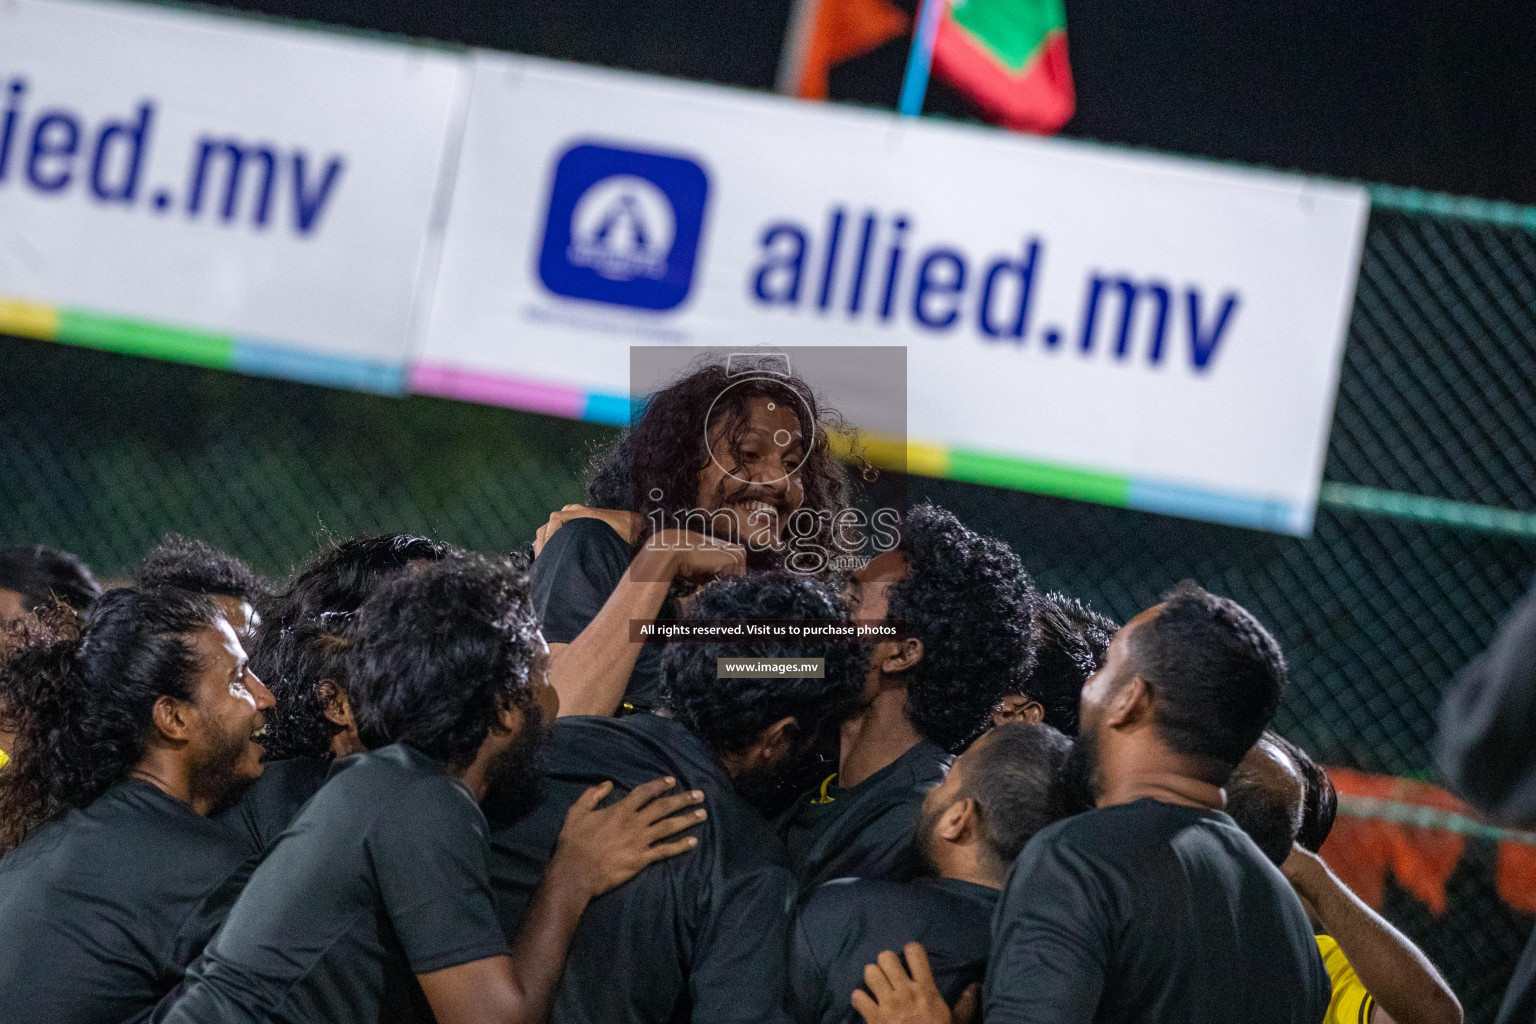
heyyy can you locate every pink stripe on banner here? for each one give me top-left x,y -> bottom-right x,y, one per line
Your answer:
409,364 -> 587,419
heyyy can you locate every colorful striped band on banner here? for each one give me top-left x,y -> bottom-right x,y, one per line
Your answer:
19,312 -> 1534,541
0,297 -> 406,396
409,362 -> 1313,533
11,305 -> 1535,540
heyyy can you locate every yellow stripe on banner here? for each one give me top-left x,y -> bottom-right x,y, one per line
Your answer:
827,428 -> 952,479
0,298 -> 61,341
903,441 -> 949,478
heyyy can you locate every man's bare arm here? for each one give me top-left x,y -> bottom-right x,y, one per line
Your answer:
549,531 -> 744,717
1284,845 -> 1462,1024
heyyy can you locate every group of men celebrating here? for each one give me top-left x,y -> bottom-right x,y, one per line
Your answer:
0,519 -> 1458,1024
0,361 -> 1466,1024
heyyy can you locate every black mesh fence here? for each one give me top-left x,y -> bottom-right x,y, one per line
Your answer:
2,199 -> 1534,1020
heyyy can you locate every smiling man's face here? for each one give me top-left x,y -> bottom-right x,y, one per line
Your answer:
696,396 -> 807,547
183,616 -> 275,809
0,588 -> 29,629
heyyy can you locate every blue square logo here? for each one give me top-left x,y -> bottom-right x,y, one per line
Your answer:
537,142 -> 710,312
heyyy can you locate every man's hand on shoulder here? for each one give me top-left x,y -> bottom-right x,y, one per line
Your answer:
533,506 -> 644,558
850,943 -> 978,1024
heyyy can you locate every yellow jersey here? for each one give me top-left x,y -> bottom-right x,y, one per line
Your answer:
1317,934 -> 1375,1024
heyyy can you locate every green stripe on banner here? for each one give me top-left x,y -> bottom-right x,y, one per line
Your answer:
1320,482 -> 1536,539
55,311 -> 234,369
946,449 -> 1131,506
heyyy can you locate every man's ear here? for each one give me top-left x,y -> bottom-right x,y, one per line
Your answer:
994,695 -> 1045,726
150,694 -> 195,744
879,637 -> 924,676
318,680 -> 353,728
1104,675 -> 1153,730
757,716 -> 799,765
933,796 -> 978,844
493,702 -> 524,738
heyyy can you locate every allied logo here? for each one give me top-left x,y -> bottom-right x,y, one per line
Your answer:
537,142 -> 709,311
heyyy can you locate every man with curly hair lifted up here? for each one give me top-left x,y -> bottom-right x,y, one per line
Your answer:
777,502 -> 1042,889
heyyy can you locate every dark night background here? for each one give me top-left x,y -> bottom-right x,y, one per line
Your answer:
197,0 -> 1536,204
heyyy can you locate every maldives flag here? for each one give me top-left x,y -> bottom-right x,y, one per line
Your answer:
932,0 -> 1075,134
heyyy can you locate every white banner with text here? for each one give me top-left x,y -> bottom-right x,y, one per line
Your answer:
0,0 -> 466,392
417,54 -> 1368,534
0,5 -> 1369,533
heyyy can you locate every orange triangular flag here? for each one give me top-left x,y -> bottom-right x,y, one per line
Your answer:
796,0 -> 910,100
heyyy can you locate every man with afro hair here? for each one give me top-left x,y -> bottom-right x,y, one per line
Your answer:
778,502 -> 1041,890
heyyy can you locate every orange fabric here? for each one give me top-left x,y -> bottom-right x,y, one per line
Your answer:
1301,767 -> 1536,918
797,0 -> 910,100
1328,767 -> 1469,814
1321,768 -> 1465,915
1496,841 -> 1536,915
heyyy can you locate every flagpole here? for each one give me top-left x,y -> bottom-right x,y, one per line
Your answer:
776,0 -> 821,96
897,0 -> 946,116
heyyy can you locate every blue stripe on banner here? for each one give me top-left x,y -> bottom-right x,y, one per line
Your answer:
1127,478 -> 1312,535
581,391 -> 638,426
232,341 -> 406,395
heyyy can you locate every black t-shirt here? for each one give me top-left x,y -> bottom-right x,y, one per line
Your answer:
985,798 -> 1331,1024
530,517 -> 667,710
0,780 -> 255,1024
791,876 -> 997,1024
160,744 -> 509,1024
483,713 -> 798,1024
214,756 -> 330,857
777,740 -> 951,890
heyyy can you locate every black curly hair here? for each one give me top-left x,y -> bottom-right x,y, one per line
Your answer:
661,572 -> 868,760
253,534 -> 449,762
584,356 -> 854,569
347,553 -> 542,770
0,545 -> 101,615
1017,593 -> 1117,736
1128,580 -> 1288,776
133,534 -> 271,605
266,534 -> 449,629
0,587 -> 218,850
889,503 -> 1041,754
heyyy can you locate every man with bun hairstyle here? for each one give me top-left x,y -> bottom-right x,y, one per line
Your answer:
0,587 -> 274,1023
